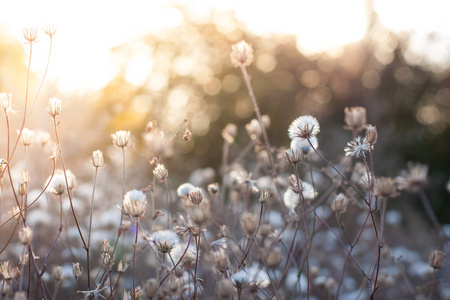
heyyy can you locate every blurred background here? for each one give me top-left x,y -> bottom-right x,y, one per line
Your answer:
0,0 -> 449,221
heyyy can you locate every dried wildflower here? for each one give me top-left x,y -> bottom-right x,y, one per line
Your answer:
18,182 -> 28,196
344,137 -> 372,158
189,205 -> 211,225
72,262 -> 83,278
0,93 -> 12,113
143,279 -> 159,298
331,193 -> 349,214
0,159 -> 6,180
217,278 -> 235,299
145,120 -> 157,132
429,250 -> 446,269
47,97 -> 62,117
52,266 -> 63,282
218,225 -> 230,238
284,148 -> 303,165
207,182 -> 220,195
92,150 -> 105,168
151,230 -> 179,254
152,164 -> 168,182
19,128 -> 34,147
0,261 -> 17,280
111,130 -> 131,148
21,170 -> 30,183
212,249 -> 230,273
284,189 -> 300,210
43,25 -> 57,37
45,173 -> 66,195
171,243 -> 198,268
290,136 -> 318,155
102,240 -> 111,254
23,27 -> 38,44
344,106 -> 367,133
260,224 -> 272,238
288,115 -> 320,140
183,128 -> 192,141
365,124 -> 378,144
241,213 -> 258,238
18,226 -> 33,245
188,187 -> 204,205
266,246 -> 283,268
130,286 -> 143,299
174,216 -> 202,236
122,189 -> 147,220
78,284 -> 108,299
245,116 -> 269,141
232,263 -> 269,290
177,183 -> 195,198
101,252 -> 115,267
222,123 -> 238,143
144,130 -> 171,157
8,206 -> 21,220
230,40 -> 254,67
259,189 -> 270,204
374,177 -> 399,198
396,162 -> 428,193
117,260 -> 128,273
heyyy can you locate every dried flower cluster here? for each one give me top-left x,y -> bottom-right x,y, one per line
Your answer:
0,29 -> 447,300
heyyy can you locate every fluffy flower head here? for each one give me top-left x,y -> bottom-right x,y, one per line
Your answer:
151,230 -> 179,254
122,189 -> 147,220
288,115 -> 320,140
230,40 -> 254,67
344,137 -> 371,158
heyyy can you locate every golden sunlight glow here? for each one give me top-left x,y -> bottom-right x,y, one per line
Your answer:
1,0 -> 449,93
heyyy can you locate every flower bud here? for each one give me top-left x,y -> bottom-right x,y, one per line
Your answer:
72,262 -> 83,278
241,213 -> 258,238
19,128 -> 34,147
230,40 -> 254,67
92,150 -> 105,168
344,106 -> 367,133
365,125 -> 378,144
331,193 -> 349,214
188,187 -> 204,206
47,97 -> 62,117
52,266 -> 63,282
266,246 -> 283,268
429,250 -> 446,269
18,226 -> 33,245
111,130 -> 130,148
153,164 -> 168,182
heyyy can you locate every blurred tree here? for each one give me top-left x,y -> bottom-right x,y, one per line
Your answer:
80,6 -> 450,221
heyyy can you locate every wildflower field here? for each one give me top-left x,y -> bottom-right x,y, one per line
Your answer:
1,8 -> 450,300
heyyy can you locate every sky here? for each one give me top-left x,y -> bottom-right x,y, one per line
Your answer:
1,0 -> 450,93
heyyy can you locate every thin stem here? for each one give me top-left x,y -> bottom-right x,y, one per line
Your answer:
255,241 -> 280,299
87,167 -> 99,292
293,162 -> 310,299
52,117 -> 87,249
238,203 -> 264,268
419,190 -> 448,248
71,277 -> 79,300
164,180 -> 170,229
132,221 -> 139,297
25,34 -> 53,122
307,138 -> 368,205
158,232 -> 192,288
193,232 -> 201,300
239,65 -> 285,211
